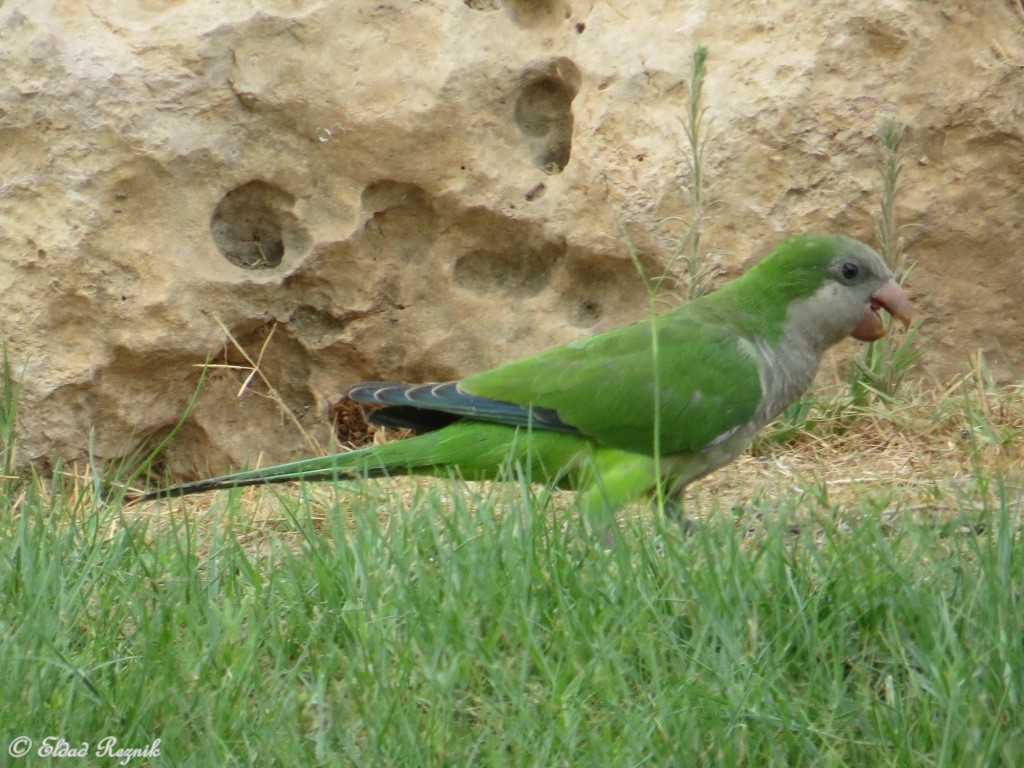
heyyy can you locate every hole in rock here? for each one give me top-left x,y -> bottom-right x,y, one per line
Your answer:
210,180 -> 310,270
453,240 -> 563,298
504,0 -> 564,28
513,59 -> 581,173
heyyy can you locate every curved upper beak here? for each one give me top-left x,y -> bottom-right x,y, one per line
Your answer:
851,279 -> 912,342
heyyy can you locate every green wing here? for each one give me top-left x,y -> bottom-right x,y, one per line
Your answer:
461,310 -> 763,456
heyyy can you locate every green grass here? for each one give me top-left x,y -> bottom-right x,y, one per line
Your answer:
3,454 -> 1023,766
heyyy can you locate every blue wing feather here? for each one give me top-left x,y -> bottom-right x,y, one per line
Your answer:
348,381 -> 580,434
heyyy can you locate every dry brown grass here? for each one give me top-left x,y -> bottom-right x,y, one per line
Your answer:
700,377 -> 1023,521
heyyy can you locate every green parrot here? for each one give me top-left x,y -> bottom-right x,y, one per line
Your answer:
135,233 -> 911,517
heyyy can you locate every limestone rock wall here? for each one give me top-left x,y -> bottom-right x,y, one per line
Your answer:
1,0 -> 1022,478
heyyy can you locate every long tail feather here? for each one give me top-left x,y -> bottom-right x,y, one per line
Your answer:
130,447 -> 387,503
131,422 -> 591,504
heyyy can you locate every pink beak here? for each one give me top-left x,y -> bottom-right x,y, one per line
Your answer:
851,279 -> 913,342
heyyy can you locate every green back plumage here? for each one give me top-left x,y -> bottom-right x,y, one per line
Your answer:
463,314 -> 760,454
462,234 -> 858,455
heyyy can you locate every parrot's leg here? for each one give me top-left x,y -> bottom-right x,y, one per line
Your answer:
658,478 -> 703,535
660,489 -> 686,520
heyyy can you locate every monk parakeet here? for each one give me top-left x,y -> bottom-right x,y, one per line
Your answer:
136,233 -> 911,517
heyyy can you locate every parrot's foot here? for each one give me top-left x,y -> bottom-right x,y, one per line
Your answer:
599,523 -> 622,550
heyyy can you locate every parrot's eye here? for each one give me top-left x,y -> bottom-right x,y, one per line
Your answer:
841,261 -> 859,280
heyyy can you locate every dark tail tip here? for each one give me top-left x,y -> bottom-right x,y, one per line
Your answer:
127,478 -> 250,505
128,472 -> 328,505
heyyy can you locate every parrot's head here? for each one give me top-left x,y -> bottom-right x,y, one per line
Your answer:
744,233 -> 913,351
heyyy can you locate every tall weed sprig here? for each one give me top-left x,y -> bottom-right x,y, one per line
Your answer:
678,44 -> 720,301
654,44 -> 720,304
850,119 -> 921,404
